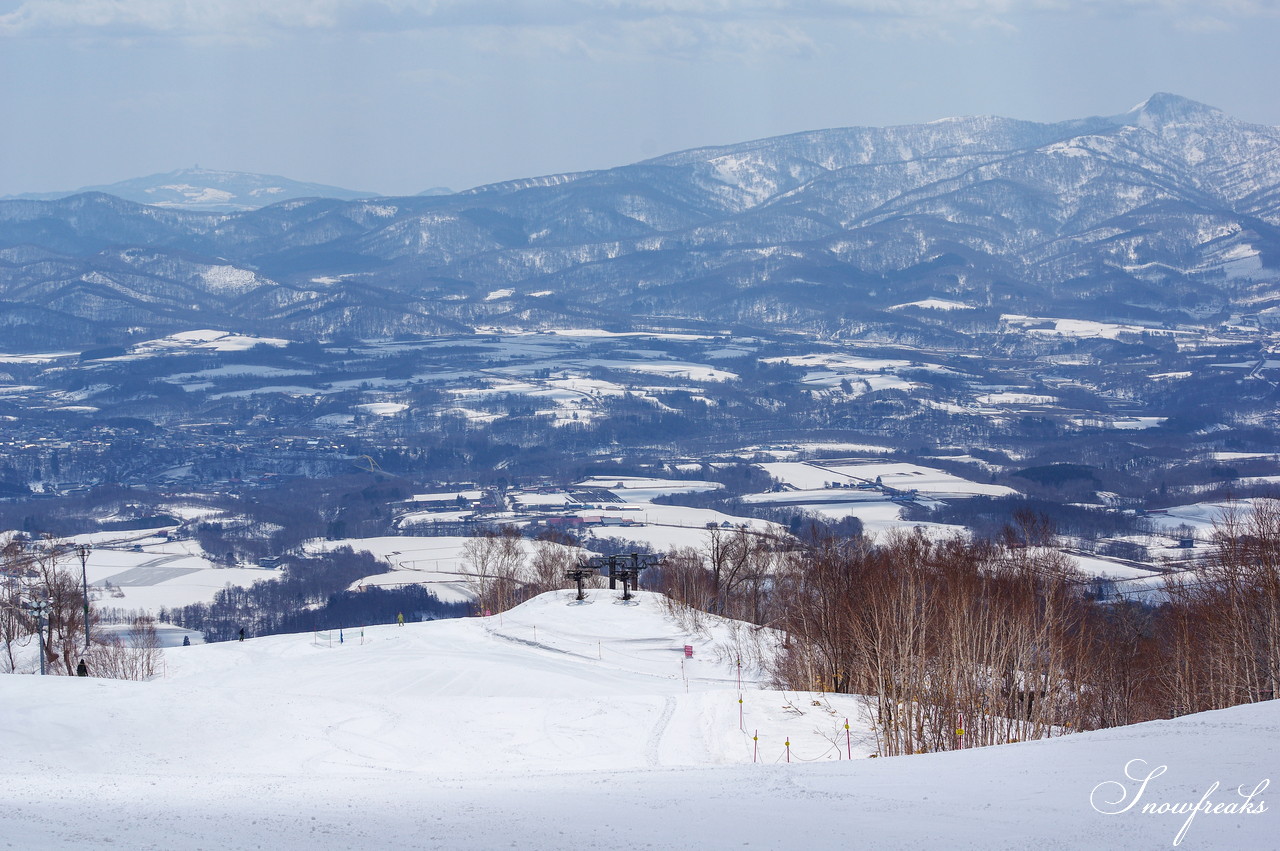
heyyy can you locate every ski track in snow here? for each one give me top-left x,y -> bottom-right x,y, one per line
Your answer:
646,695 -> 677,768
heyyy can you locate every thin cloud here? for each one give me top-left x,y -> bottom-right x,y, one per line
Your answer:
0,0 -> 1271,40
0,0 -> 345,38
458,16 -> 819,62
1174,15 -> 1234,32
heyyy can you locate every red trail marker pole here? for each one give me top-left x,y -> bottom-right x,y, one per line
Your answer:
845,718 -> 851,760
785,738 -> 791,763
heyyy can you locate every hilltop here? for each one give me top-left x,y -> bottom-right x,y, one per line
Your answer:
1,590 -> 1275,849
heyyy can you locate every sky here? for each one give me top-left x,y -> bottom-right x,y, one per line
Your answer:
1,0 -> 1278,197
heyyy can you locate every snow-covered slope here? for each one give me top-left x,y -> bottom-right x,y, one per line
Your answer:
5,167 -> 374,212
1,590 -> 1275,849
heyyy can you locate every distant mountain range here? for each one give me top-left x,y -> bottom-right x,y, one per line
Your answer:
3,168 -> 377,212
0,94 -> 1277,350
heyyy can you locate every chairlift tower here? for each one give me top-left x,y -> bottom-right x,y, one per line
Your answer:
564,565 -> 597,601
584,552 -> 660,601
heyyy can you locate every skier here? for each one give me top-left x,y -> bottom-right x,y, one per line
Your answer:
238,627 -> 246,642
76,658 -> 88,677
397,612 -> 405,627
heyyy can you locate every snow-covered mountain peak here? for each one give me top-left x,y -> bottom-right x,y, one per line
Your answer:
1,94 -> 1278,348
1119,92 -> 1225,129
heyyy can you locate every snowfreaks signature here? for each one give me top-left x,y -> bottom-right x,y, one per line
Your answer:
1090,759 -> 1269,846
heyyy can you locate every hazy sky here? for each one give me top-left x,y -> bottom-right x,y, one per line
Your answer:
1,0 -> 1277,196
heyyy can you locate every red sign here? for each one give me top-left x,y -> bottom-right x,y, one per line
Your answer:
683,645 -> 693,658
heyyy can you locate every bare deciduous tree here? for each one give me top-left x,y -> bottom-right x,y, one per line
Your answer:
461,528 -> 530,615
88,616 -> 162,680
529,538 -> 580,596
1161,499 -> 1280,713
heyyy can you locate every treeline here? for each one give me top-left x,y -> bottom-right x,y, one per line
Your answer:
0,472 -> 412,552
164,547 -> 468,642
772,534 -> 1098,755
189,473 -> 410,560
1160,503 -> 1280,713
903,495 -> 1143,541
457,529 -> 587,615
652,502 -> 1280,756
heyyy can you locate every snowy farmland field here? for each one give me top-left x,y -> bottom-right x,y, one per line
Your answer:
35,529 -> 282,614
576,475 -> 723,502
525,475 -> 792,551
1143,498 -> 1280,536
310,535 -> 507,604
1,590 -> 1275,849
819,460 -> 1016,497
759,459 -> 1014,497
741,460 -> 1009,538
